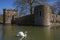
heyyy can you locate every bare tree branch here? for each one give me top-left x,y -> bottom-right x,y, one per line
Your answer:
14,0 -> 60,16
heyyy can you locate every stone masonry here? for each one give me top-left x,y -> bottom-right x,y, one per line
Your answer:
3,9 -> 18,24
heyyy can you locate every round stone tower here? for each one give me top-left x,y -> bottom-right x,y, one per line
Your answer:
34,5 -> 52,26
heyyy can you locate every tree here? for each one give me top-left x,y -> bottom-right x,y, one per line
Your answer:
53,0 -> 60,10
14,0 -> 50,15
58,11 -> 60,15
14,0 -> 60,15
50,0 -> 60,14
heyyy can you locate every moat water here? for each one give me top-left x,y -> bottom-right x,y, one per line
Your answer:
0,24 -> 60,40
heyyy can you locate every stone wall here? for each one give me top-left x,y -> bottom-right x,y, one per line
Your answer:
56,15 -> 60,22
14,14 -> 35,25
50,14 -> 60,26
50,13 -> 60,23
15,5 -> 53,26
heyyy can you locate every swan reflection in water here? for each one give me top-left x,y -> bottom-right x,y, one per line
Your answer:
16,31 -> 27,40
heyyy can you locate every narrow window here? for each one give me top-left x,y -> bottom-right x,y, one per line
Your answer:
40,11 -> 41,16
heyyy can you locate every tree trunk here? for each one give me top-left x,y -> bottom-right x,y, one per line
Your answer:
30,4 -> 32,15
29,0 -> 33,15
30,8 -> 32,14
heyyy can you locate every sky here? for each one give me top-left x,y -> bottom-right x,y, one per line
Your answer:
0,0 -> 15,14
0,0 -> 58,14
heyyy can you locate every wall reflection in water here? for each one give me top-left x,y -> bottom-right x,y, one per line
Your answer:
1,25 -> 60,40
3,24 -> 17,40
0,24 -> 3,40
44,26 -> 54,40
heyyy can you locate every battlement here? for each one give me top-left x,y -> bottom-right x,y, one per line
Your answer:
3,9 -> 17,12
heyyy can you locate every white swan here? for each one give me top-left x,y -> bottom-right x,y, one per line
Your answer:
17,31 -> 27,40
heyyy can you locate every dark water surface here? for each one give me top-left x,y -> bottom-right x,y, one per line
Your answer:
0,24 -> 60,40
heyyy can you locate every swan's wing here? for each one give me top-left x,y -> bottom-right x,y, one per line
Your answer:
19,32 -> 25,36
